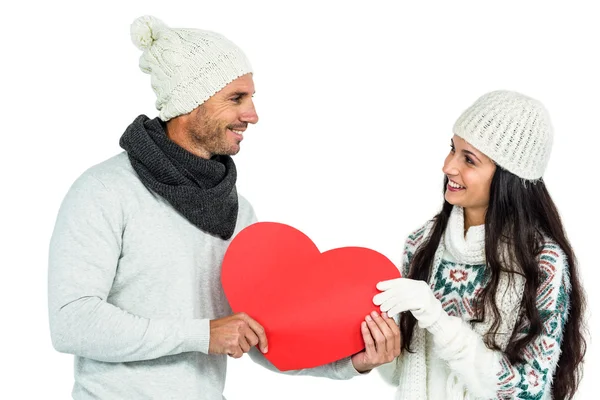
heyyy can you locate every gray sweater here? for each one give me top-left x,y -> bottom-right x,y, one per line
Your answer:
48,152 -> 359,400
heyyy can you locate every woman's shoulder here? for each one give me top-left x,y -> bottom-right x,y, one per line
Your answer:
406,219 -> 435,242
403,218 -> 436,253
538,237 -> 571,293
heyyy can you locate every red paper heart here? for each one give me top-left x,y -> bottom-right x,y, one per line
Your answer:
221,222 -> 400,371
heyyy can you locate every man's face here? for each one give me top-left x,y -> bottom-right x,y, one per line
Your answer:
187,73 -> 258,158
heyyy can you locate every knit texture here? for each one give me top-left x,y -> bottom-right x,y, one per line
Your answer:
443,206 -> 485,265
453,91 -> 553,180
379,208 -> 569,399
119,115 -> 239,239
131,15 -> 252,121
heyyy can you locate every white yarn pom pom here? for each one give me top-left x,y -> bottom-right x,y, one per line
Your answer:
130,15 -> 167,50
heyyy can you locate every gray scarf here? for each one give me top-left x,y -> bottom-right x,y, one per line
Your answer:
119,115 -> 238,239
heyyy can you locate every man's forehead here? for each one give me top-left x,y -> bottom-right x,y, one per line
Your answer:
221,75 -> 255,94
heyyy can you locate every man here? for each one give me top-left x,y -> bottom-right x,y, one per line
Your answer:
49,15 -> 399,399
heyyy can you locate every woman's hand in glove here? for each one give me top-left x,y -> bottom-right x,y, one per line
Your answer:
373,278 -> 443,329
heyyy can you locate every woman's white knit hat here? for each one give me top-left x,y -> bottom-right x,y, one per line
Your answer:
453,90 -> 553,180
130,16 -> 253,121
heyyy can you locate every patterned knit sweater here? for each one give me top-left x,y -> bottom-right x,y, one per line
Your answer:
378,210 -> 570,400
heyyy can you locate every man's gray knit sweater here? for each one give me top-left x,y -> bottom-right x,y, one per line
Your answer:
48,152 -> 359,400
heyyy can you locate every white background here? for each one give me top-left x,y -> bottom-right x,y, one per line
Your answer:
1,1 -> 597,398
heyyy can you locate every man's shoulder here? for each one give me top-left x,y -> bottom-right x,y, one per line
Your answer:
237,192 -> 252,209
84,152 -> 134,181
62,152 -> 143,209
234,193 -> 258,231
76,152 -> 140,191
55,153 -> 139,224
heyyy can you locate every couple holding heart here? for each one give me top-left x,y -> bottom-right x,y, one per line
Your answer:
48,15 -> 585,400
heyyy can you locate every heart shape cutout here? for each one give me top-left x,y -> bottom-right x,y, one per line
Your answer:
222,222 -> 400,371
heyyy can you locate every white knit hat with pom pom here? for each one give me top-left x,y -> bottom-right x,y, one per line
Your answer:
453,90 -> 554,180
130,15 -> 252,121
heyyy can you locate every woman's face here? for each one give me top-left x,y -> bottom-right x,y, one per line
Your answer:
442,135 -> 497,217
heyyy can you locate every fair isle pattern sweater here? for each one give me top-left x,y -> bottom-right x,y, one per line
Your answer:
379,215 -> 570,400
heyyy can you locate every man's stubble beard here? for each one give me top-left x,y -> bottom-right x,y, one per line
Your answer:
190,106 -> 235,157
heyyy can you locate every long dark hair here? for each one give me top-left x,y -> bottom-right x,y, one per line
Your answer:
400,167 -> 587,399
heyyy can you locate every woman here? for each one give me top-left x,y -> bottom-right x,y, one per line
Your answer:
374,91 -> 586,399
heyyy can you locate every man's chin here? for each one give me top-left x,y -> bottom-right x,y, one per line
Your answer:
230,141 -> 242,155
217,145 -> 240,157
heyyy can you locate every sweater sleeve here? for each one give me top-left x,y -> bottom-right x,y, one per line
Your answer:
48,172 -> 210,363
247,348 -> 362,380
427,243 -> 570,399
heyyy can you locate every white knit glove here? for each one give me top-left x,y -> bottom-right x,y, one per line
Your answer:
373,278 -> 443,329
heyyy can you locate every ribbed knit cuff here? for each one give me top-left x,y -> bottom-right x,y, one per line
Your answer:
181,318 -> 211,354
334,356 -> 365,379
376,359 -> 398,385
424,312 -> 463,347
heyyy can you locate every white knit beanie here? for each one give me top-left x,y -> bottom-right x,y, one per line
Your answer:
130,15 -> 253,121
453,90 -> 553,180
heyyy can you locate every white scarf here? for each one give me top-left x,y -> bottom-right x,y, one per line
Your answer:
444,206 -> 486,265
392,206 -> 525,399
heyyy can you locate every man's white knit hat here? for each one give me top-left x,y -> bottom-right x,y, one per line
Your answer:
130,15 -> 253,121
453,90 -> 553,180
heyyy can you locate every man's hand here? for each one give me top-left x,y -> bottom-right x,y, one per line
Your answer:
209,312 -> 268,358
351,311 -> 401,373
